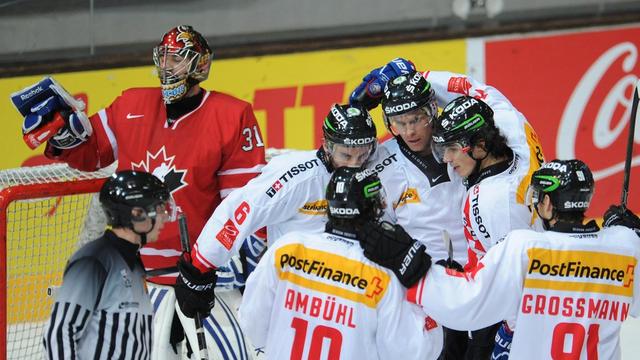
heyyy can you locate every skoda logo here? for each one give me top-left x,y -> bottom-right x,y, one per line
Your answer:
346,107 -> 362,117
393,76 -> 407,85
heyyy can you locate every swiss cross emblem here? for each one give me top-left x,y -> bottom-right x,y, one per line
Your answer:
266,180 -> 283,198
131,146 -> 188,195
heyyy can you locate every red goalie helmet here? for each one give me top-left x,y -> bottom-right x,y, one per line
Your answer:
153,25 -> 212,103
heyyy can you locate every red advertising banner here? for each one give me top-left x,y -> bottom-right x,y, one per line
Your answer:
485,24 -> 640,217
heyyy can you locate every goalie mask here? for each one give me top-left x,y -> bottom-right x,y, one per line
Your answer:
326,167 -> 386,224
153,25 -> 212,104
526,159 -> 594,214
381,71 -> 438,136
322,104 -> 377,168
100,170 -> 176,240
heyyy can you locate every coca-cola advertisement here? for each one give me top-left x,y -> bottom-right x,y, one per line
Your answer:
484,24 -> 640,217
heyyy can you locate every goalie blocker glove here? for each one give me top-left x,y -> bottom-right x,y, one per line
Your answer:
603,205 -> 640,237
356,220 -> 431,287
349,57 -> 416,110
175,256 -> 217,318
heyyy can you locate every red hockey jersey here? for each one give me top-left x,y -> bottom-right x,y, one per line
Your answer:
46,88 -> 266,283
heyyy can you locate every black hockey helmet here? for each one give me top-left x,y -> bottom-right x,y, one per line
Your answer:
326,167 -> 385,222
381,71 -> 438,133
100,170 -> 175,229
431,96 -> 495,163
526,159 -> 594,213
323,103 -> 377,154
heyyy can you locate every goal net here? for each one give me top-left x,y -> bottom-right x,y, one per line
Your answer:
0,163 -> 114,360
0,149 -> 291,360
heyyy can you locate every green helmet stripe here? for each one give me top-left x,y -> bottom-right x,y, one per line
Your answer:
363,180 -> 381,198
324,117 -> 336,132
451,114 -> 485,131
535,175 -> 560,192
420,82 -> 431,94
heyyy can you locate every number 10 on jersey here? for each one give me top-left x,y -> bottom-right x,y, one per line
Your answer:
290,317 -> 343,360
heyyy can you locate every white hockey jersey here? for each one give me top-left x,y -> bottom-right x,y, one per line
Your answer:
424,71 -> 545,268
461,156 -> 543,269
368,139 -> 468,264
239,231 -> 443,360
408,224 -> 640,360
192,149 -> 332,270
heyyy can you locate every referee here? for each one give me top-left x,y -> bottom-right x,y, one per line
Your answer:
43,170 -> 175,359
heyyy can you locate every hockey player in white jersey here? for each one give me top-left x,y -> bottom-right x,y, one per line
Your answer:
432,96 -> 543,269
363,159 -> 640,360
367,71 -> 468,267
238,166 -> 442,359
175,104 -> 379,356
352,70 -> 471,359
352,59 -> 545,359
361,159 -> 640,358
428,95 -> 545,357
188,104 -> 377,269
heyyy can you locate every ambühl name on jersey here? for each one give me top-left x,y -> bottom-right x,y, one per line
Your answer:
284,288 -> 357,328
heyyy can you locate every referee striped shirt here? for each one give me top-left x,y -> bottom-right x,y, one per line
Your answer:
43,230 -> 154,359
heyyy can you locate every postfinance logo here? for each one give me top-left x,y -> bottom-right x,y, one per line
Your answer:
275,244 -> 390,308
525,248 -> 636,297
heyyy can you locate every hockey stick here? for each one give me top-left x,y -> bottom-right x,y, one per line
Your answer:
621,79 -> 640,208
178,214 -> 209,360
441,229 -> 453,268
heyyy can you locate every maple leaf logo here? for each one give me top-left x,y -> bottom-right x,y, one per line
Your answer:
131,146 -> 188,195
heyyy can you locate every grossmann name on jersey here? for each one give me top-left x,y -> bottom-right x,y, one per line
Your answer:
524,248 -> 636,297
275,243 -> 390,308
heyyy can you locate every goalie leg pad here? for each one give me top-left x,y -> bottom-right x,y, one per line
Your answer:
176,289 -> 264,359
149,283 -> 182,360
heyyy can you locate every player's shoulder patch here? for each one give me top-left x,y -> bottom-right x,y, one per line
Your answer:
263,150 -> 324,198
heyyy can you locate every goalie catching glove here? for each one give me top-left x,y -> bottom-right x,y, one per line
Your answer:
11,76 -> 92,150
349,57 -> 416,110
356,220 -> 431,287
175,255 -> 217,318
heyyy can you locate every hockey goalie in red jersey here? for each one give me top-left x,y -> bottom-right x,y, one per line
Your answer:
13,25 -> 266,360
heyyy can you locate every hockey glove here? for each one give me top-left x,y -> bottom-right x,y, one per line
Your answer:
491,322 -> 513,359
357,220 -> 431,287
47,111 -> 92,149
349,57 -> 416,110
12,76 -> 92,150
175,256 -> 217,318
603,205 -> 640,237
